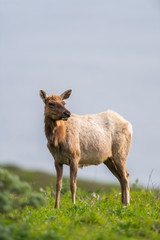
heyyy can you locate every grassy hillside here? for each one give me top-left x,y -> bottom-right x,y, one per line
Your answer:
0,186 -> 160,240
0,166 -> 160,240
1,165 -> 120,193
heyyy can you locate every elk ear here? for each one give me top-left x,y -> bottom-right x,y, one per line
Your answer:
40,90 -> 47,103
60,89 -> 72,100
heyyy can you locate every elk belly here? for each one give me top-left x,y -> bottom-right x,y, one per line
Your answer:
79,131 -> 112,166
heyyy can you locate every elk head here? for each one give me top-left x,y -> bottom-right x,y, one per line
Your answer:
40,89 -> 72,121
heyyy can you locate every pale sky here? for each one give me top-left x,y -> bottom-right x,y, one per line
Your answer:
0,0 -> 160,187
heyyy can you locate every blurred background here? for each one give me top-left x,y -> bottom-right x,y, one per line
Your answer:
0,0 -> 160,187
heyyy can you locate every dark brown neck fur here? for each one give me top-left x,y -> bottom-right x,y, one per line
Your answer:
44,117 -> 66,148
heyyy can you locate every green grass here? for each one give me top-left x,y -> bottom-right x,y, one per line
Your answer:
0,187 -> 160,240
0,166 -> 160,240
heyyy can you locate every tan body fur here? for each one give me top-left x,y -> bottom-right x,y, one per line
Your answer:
40,89 -> 132,208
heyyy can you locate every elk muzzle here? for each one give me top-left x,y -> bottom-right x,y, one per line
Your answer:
61,110 -> 71,120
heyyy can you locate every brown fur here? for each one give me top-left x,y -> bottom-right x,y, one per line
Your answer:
45,117 -> 66,148
40,89 -> 132,208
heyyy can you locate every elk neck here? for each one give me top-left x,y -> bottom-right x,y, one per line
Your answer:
44,117 -> 66,148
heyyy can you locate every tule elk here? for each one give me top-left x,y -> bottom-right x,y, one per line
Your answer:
40,89 -> 132,208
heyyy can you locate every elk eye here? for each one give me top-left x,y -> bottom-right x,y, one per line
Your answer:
49,102 -> 54,106
62,101 -> 65,105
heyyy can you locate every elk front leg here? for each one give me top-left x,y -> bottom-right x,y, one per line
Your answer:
70,161 -> 78,204
55,162 -> 63,209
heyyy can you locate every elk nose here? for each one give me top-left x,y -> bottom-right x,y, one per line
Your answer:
63,111 -> 71,118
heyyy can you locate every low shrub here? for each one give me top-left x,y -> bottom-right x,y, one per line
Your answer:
0,168 -> 46,213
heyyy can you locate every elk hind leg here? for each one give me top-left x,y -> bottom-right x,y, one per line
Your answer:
104,157 -> 121,182
114,158 -> 130,205
104,157 -> 130,205
120,169 -> 130,205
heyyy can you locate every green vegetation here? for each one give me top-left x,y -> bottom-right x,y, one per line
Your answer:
0,167 -> 160,240
2,165 -> 120,193
0,168 -> 46,213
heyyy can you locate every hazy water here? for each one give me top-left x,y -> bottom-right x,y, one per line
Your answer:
0,0 -> 160,187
